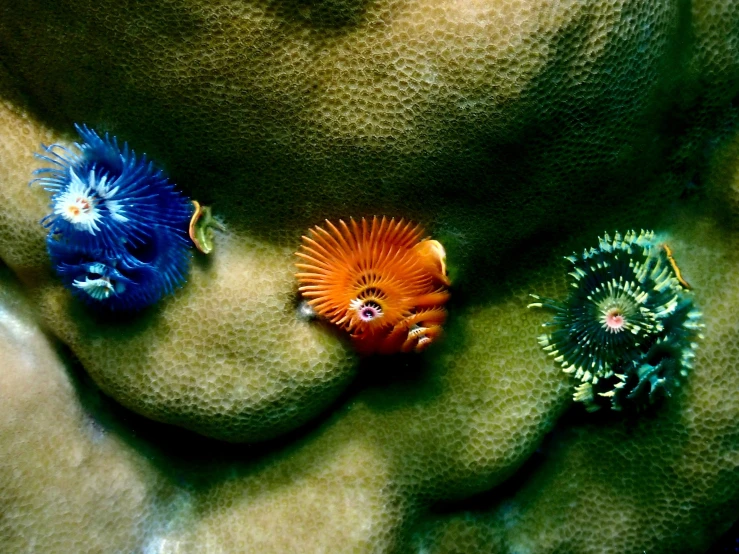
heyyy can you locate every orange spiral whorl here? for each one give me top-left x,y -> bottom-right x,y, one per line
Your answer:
296,216 -> 450,354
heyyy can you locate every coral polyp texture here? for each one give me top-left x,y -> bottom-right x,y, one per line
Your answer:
0,0 -> 738,550
33,124 -> 193,311
296,217 -> 450,354
530,230 -> 704,411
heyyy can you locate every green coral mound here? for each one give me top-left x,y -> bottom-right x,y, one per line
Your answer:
0,0 -> 737,551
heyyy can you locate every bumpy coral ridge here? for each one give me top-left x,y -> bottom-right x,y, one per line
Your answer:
0,0 -> 737,550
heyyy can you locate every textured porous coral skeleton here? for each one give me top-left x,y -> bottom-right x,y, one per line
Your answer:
0,0 -> 738,551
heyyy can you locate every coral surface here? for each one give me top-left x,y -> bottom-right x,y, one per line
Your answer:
0,0 -> 737,551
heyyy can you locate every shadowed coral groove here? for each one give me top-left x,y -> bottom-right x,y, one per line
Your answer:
0,0 -> 737,551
